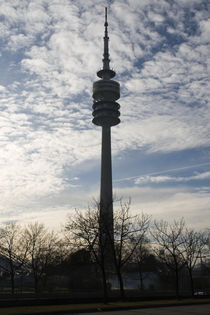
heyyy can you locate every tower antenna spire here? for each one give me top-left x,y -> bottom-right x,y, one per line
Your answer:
105,6 -> 108,25
103,7 -> 110,70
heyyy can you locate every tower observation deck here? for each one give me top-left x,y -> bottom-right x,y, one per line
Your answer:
92,8 -> 120,247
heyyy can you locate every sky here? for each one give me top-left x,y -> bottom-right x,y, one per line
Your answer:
0,0 -> 209,231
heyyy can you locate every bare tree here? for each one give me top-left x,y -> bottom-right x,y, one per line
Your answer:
180,229 -> 209,296
24,222 -> 59,293
65,201 -> 150,301
111,200 -> 151,300
131,240 -> 151,291
151,218 -> 185,298
206,230 -> 210,269
0,223 -> 29,295
64,206 -> 110,302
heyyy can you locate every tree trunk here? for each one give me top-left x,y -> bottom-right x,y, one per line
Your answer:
11,272 -> 15,295
175,266 -> 180,298
101,265 -> 108,303
116,268 -> 125,300
188,268 -> 194,296
9,260 -> 15,295
34,273 -> 39,294
138,263 -> 144,291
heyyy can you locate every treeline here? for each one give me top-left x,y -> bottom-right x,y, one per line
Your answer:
0,201 -> 209,301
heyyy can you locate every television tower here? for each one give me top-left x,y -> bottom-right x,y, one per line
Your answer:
92,8 -> 120,245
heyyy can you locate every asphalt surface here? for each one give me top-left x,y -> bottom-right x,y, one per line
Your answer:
75,303 -> 210,314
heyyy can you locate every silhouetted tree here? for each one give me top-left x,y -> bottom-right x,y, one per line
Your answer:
151,218 -> 185,298
181,229 -> 209,296
111,200 -> 151,300
131,241 -> 151,291
65,201 -> 150,301
24,222 -> 59,293
64,206 -> 110,302
0,223 -> 30,294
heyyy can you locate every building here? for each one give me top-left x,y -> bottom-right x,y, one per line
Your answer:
92,8 -> 120,260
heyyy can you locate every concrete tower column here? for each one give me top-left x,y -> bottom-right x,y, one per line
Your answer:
92,7 -> 120,258
100,125 -> 113,237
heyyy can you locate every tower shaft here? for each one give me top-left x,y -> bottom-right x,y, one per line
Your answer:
92,8 -> 120,264
100,126 -> 113,239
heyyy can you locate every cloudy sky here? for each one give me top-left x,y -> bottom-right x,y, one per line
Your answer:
0,0 -> 209,230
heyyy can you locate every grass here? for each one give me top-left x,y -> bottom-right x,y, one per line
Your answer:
0,297 -> 210,315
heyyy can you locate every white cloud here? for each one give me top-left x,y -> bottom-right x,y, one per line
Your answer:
198,18 -> 210,44
134,171 -> 210,185
0,85 -> 6,92
114,185 -> 210,230
0,0 -> 209,229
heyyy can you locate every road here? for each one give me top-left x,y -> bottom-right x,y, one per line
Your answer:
75,303 -> 210,314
